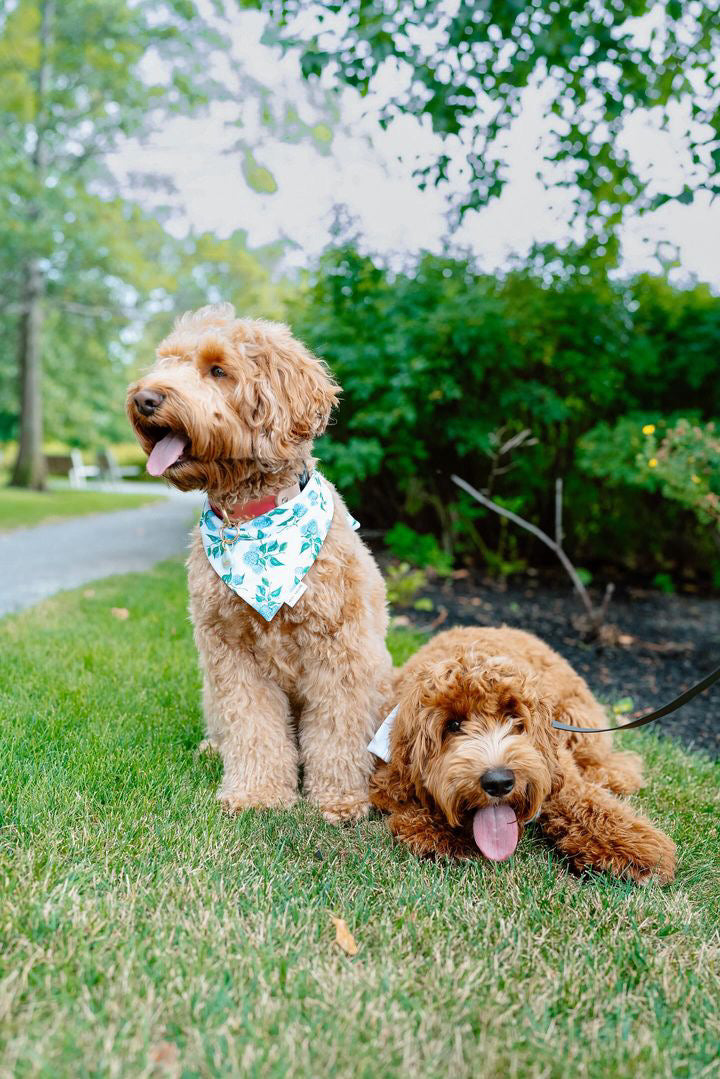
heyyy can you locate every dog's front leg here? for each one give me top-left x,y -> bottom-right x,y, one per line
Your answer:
297,643 -> 390,824
540,769 -> 676,884
196,624 -> 299,812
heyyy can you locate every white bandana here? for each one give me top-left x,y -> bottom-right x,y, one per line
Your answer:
368,705 -> 399,763
199,471 -> 358,621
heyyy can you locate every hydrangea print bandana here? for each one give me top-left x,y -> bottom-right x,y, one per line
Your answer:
199,471 -> 359,621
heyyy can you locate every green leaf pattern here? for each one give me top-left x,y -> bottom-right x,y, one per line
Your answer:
198,472 -> 358,620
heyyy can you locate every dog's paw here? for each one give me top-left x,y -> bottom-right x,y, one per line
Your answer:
197,737 -> 221,756
604,751 -> 646,795
621,831 -> 677,885
316,798 -> 370,825
590,823 -> 677,885
217,787 -> 297,814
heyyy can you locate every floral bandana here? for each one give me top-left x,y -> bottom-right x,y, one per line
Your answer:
199,471 -> 359,621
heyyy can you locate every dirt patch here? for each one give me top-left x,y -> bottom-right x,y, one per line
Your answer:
394,572 -> 720,759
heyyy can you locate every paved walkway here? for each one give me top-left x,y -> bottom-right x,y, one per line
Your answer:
0,492 -> 203,616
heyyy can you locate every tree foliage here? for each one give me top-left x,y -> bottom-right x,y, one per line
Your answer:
0,0 -> 227,484
0,213 -> 286,448
290,241 -> 720,579
256,0 -> 720,235
0,1 -> 340,480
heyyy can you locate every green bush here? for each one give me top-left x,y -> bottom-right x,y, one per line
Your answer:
385,523 -> 453,575
292,244 -> 720,582
384,562 -> 430,608
578,415 -> 720,576
644,419 -> 720,528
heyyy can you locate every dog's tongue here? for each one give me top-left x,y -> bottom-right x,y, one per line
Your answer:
146,433 -> 188,476
472,805 -> 519,861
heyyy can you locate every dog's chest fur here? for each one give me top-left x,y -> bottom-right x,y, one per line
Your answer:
186,491 -> 388,704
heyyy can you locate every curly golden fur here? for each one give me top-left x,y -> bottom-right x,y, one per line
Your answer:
371,627 -> 676,883
127,305 -> 392,822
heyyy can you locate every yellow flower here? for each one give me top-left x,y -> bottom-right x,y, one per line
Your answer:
648,458 -> 658,468
642,424 -> 655,435
692,474 -> 701,484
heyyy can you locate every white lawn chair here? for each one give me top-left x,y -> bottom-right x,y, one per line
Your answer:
96,448 -> 141,484
69,448 -> 100,488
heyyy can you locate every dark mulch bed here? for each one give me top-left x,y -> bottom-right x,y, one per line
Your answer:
395,572 -> 720,760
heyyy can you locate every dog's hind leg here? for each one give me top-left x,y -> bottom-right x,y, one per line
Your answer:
196,624 -> 299,812
576,748 -> 645,795
540,756 -> 675,884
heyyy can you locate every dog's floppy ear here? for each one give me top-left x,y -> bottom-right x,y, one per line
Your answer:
387,680 -> 447,804
537,698 -> 565,796
288,348 -> 341,441
370,683 -> 433,810
381,711 -> 419,806
248,322 -> 341,442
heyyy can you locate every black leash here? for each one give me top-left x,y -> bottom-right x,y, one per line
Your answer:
552,661 -> 720,734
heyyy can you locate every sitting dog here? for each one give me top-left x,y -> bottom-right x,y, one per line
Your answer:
370,627 -> 676,882
127,304 -> 392,822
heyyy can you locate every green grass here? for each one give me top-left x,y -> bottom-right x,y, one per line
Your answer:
1,562 -> 718,1078
0,486 -> 161,531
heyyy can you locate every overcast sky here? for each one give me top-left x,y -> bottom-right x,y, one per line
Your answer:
110,8 -> 720,288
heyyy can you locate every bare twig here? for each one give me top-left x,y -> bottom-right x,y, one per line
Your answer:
498,429 -> 537,456
598,582 -> 615,623
484,427 -> 536,497
451,473 -> 613,634
555,477 -> 563,546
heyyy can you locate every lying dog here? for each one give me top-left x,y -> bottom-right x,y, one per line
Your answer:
128,305 -> 392,822
370,627 -> 676,882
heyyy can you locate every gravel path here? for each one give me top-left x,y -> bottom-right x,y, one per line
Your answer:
0,494 -> 202,616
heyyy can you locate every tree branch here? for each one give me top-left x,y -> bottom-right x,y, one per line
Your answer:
451,473 -> 595,620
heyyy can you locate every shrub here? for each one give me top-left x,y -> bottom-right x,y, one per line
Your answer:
291,245 -> 720,581
578,415 -> 720,575
385,523 -> 453,575
642,419 -> 720,528
384,563 -> 430,608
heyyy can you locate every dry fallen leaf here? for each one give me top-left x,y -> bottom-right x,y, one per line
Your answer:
110,607 -> 129,620
149,1041 -> 179,1068
330,915 -> 358,956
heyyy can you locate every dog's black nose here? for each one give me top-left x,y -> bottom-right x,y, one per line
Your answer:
134,389 -> 165,416
480,768 -> 515,797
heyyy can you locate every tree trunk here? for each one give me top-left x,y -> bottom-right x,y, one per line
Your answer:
11,261 -> 46,489
10,0 -> 53,490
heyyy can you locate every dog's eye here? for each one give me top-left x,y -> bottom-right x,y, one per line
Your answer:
209,365 -> 226,378
446,715 -> 463,734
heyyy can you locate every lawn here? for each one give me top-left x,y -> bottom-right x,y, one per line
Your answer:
1,562 -> 718,1078
0,487 -> 161,532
